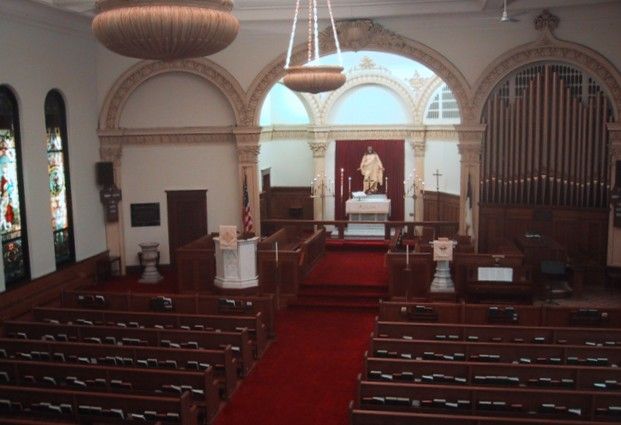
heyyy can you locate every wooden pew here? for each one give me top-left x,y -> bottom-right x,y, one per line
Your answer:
369,337 -> 621,366
31,306 -> 268,358
379,301 -> 621,327
355,379 -> 621,422
59,290 -> 277,338
364,356 -> 621,391
0,337 -> 238,398
373,320 -> 621,346
2,320 -> 255,377
0,384 -> 198,424
0,359 -> 220,422
350,403 -> 612,425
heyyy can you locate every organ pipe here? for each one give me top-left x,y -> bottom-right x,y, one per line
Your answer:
482,64 -> 612,209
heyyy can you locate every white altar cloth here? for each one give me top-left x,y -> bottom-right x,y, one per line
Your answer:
345,194 -> 391,238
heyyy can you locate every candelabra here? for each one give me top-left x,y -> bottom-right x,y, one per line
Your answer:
310,173 -> 334,220
403,172 -> 424,200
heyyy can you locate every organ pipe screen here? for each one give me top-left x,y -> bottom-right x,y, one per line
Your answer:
481,63 -> 613,208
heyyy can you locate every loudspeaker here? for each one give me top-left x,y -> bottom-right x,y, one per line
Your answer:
96,162 -> 114,187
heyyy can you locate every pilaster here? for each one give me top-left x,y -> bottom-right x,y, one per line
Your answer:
308,134 -> 329,220
410,130 -> 426,222
456,124 -> 485,248
607,123 -> 621,266
99,140 -> 126,274
234,127 -> 262,235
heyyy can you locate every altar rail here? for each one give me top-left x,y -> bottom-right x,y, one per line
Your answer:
261,220 -> 458,240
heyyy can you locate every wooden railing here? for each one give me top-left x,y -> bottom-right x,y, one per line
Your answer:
261,219 -> 459,240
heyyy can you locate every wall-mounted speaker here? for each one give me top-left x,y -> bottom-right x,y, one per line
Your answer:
96,162 -> 114,187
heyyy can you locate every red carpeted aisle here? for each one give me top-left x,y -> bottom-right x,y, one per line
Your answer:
213,308 -> 375,425
303,250 -> 388,286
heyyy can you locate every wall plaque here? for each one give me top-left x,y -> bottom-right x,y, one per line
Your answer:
131,203 -> 160,227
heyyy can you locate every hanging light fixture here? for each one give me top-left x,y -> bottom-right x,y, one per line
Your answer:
283,0 -> 346,94
92,0 -> 240,61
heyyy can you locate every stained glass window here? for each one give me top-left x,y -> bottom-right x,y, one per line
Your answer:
45,91 -> 74,266
0,86 -> 29,286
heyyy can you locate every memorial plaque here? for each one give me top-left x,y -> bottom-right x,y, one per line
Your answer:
130,203 -> 160,227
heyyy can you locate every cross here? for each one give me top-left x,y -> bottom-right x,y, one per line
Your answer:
433,169 -> 442,192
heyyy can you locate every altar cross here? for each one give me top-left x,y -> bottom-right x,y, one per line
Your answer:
433,169 -> 443,192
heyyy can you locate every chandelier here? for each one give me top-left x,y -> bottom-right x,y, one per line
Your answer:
92,0 -> 240,61
283,0 -> 346,94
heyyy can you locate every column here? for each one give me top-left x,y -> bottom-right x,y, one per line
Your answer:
234,127 -> 262,236
456,124 -> 485,249
100,140 -> 126,274
607,123 -> 621,266
308,136 -> 329,220
409,131 -> 426,223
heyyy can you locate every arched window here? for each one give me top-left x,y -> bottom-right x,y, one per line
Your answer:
0,86 -> 30,286
425,84 -> 460,123
45,91 -> 74,266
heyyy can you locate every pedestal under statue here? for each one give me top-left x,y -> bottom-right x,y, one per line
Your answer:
139,242 -> 163,284
345,194 -> 390,238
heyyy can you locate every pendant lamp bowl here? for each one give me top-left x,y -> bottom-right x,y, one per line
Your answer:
283,66 -> 346,94
92,0 -> 240,61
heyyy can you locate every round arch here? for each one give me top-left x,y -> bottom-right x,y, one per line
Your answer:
245,20 -> 472,127
319,70 -> 419,126
472,35 -> 621,123
99,58 -> 248,130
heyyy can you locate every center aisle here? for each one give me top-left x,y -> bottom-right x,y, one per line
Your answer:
214,308 -> 375,425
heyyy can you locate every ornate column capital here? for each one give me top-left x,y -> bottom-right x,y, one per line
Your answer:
456,124 -> 485,165
99,139 -> 123,164
308,141 -> 329,158
234,126 -> 261,164
409,139 -> 426,158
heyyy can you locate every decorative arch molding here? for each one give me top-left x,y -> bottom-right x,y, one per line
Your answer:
297,91 -> 321,124
245,19 -> 472,127
472,12 -> 621,122
98,58 -> 248,130
416,76 -> 444,123
319,70 -> 419,126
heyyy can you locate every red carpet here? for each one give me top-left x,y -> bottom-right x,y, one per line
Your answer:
303,250 -> 388,286
214,308 -> 375,425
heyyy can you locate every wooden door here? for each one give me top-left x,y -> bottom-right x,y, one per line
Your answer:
166,190 -> 207,268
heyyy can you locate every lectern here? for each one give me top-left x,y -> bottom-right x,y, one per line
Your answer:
213,236 -> 259,290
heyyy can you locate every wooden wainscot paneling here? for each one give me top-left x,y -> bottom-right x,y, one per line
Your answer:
175,234 -> 216,292
263,187 -> 314,220
386,251 -> 434,300
479,205 -> 608,267
423,191 -> 460,222
0,252 -> 108,322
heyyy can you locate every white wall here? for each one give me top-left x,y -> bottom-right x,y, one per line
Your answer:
329,85 -> 411,125
259,140 -> 314,188
424,141 -> 460,195
120,72 -> 236,128
121,142 -> 239,266
0,0 -> 106,288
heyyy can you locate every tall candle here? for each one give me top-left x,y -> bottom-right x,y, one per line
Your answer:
406,244 -> 409,267
275,242 -> 279,264
340,168 -> 344,198
348,176 -> 352,197
385,177 -> 388,196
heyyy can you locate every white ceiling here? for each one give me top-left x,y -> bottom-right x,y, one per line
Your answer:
33,0 -> 619,21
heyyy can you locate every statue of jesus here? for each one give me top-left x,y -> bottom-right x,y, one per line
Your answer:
358,146 -> 384,194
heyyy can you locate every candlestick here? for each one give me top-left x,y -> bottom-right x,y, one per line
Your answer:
275,242 -> 279,264
348,176 -> 352,198
340,168 -> 344,199
385,176 -> 388,196
406,244 -> 409,267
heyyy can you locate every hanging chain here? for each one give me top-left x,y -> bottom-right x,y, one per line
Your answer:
326,0 -> 342,66
285,0 -> 301,68
307,0 -> 313,63
313,0 -> 320,61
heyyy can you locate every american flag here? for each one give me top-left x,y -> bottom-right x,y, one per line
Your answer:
465,172 -> 474,238
242,172 -> 254,233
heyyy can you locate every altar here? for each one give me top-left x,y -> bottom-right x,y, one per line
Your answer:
344,194 -> 391,238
